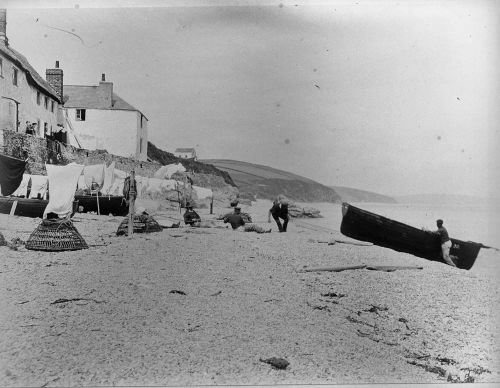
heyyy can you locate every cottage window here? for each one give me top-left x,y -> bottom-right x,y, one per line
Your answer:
37,91 -> 41,105
44,97 -> 49,109
12,67 -> 18,86
139,138 -> 143,153
44,122 -> 48,137
76,109 -> 86,121
0,58 -> 3,77
37,119 -> 40,136
51,101 -> 54,112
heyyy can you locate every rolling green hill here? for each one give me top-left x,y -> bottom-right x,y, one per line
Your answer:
201,159 -> 341,203
331,186 -> 397,204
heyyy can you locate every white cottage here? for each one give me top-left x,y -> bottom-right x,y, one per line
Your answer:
0,9 -> 64,139
174,148 -> 197,161
63,74 -> 149,161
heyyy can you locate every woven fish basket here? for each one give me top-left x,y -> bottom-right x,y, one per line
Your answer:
26,218 -> 88,251
116,214 -> 163,236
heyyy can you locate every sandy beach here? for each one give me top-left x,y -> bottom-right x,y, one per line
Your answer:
1,201 -> 499,386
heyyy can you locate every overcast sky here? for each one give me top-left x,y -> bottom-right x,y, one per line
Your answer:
4,0 -> 499,197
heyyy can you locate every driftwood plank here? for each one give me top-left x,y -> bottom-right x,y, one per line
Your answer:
300,265 -> 367,273
366,265 -> 423,272
315,239 -> 373,246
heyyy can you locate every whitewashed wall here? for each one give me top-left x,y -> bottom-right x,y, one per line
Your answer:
65,108 -> 147,161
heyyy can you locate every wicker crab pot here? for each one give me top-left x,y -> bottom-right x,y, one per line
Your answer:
116,213 -> 163,236
26,218 -> 88,251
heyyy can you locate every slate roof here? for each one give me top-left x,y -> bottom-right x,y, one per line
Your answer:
63,85 -> 148,119
0,42 -> 61,103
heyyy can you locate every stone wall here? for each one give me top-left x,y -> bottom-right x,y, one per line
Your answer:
1,130 -> 239,206
1,130 -> 161,177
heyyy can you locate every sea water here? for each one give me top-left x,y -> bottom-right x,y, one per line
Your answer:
293,201 -> 500,247
289,200 -> 500,276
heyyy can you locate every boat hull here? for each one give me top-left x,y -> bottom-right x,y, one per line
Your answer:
0,197 -> 79,219
75,195 -> 128,216
0,196 -> 48,218
340,202 -> 481,270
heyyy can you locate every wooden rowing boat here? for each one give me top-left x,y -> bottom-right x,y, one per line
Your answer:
0,197 -> 79,218
340,202 -> 483,270
0,196 -> 49,218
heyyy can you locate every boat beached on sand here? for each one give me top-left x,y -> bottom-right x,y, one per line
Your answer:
340,202 -> 489,270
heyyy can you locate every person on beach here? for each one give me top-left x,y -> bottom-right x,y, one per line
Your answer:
224,207 -> 271,233
427,219 -> 456,267
268,196 -> 289,232
224,207 -> 246,230
183,204 -> 201,227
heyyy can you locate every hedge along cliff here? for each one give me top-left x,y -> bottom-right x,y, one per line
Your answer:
0,131 -> 238,208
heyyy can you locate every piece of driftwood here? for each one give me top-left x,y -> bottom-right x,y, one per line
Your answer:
300,264 -> 423,273
300,265 -> 367,273
315,239 -> 373,246
366,265 -> 423,272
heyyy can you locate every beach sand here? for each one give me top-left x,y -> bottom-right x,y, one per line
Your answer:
0,201 -> 499,386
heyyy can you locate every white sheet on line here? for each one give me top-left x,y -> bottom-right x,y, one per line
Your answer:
43,163 -> 84,218
153,163 -> 186,179
101,162 -> 116,195
84,164 -> 105,189
77,174 -> 87,190
11,174 -> 31,197
193,185 -> 213,199
28,175 -> 48,199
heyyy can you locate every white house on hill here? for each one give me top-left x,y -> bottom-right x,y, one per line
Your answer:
0,9 -> 64,139
174,148 -> 197,161
63,74 -> 149,161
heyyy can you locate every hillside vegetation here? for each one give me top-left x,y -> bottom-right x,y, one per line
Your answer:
201,159 -> 341,203
147,142 -> 236,186
331,186 -> 396,203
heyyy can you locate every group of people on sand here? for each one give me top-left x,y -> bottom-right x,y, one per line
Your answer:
182,195 -> 290,234
182,196 -> 456,266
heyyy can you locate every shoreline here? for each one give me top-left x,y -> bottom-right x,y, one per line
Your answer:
0,205 -> 499,386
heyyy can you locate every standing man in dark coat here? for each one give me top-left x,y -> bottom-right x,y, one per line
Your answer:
268,197 -> 289,232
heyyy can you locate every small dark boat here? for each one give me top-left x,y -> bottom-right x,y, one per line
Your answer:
340,202 -> 484,270
75,194 -> 128,216
0,196 -> 48,218
0,196 -> 79,218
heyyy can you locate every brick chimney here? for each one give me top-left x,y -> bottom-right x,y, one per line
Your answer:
46,61 -> 63,102
0,9 -> 8,45
97,73 -> 113,108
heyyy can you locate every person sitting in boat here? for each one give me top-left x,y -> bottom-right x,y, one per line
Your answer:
427,219 -> 456,267
183,204 -> 201,227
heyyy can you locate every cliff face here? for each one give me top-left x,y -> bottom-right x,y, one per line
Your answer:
202,159 -> 342,203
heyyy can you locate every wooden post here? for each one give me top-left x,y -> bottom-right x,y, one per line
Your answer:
176,182 -> 182,214
96,188 -> 101,216
210,196 -> 213,215
127,170 -> 136,236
